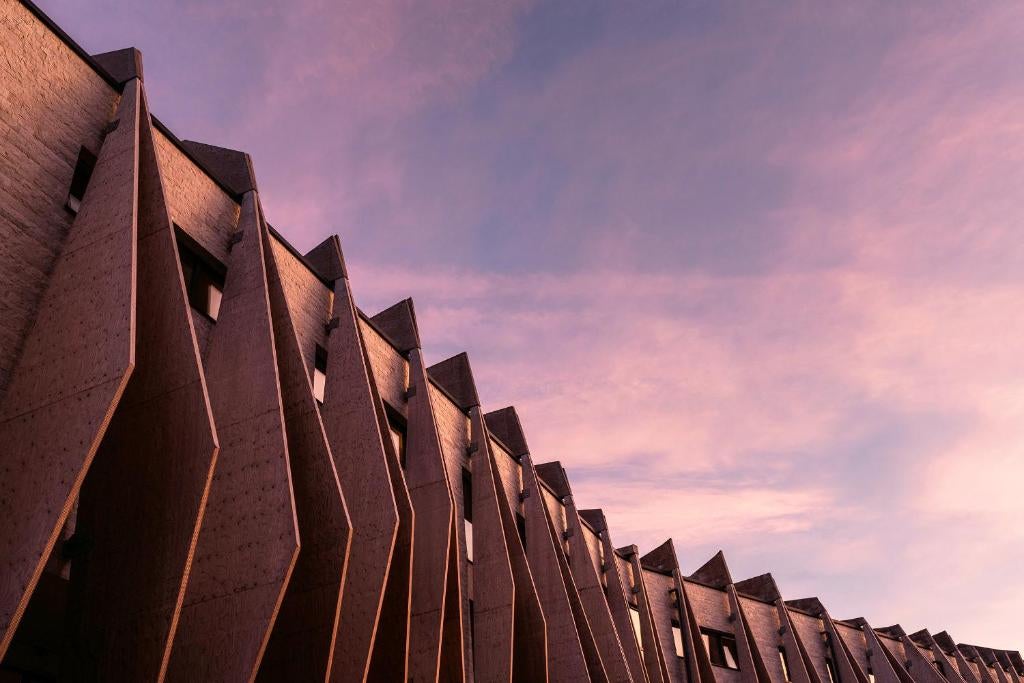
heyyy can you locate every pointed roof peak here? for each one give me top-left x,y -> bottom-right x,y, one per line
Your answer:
578,509 -> 606,533
92,47 -> 143,83
735,573 -> 782,602
785,597 -> 827,616
877,624 -> 907,639
535,462 -> 572,498
484,407 -> 529,459
640,539 -> 679,574
303,235 -> 347,282
688,550 -> 733,589
180,140 -> 257,195
369,298 -> 420,353
427,352 -> 479,411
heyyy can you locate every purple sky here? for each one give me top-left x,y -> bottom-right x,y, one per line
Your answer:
41,0 -> 1024,647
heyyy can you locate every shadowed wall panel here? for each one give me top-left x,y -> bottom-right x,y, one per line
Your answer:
563,484 -> 633,681
521,457 -> 591,681
167,192 -> 298,682
256,223 -> 352,682
363,327 -> 414,683
468,407 -> 517,682
643,568 -> 685,683
631,550 -> 670,683
64,84 -> 220,681
321,275 -> 400,682
582,510 -> 648,682
405,348 -> 457,682
0,79 -> 138,657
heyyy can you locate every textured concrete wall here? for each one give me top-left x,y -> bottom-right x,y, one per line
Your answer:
270,239 -> 330,372
739,597 -> 787,683
66,84 -> 220,682
0,0 -> 117,395
0,75 -> 136,658
256,206 -> 351,683
167,192 -> 297,682
645,569 -> 686,683
360,318 -> 408,415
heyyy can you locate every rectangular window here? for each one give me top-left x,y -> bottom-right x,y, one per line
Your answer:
462,467 -> 473,563
779,646 -> 792,681
384,404 -> 406,468
672,621 -> 685,659
312,345 -> 328,404
176,229 -> 226,321
867,666 -> 875,683
516,512 -> 526,549
701,628 -> 739,670
630,606 -> 643,653
66,146 -> 97,214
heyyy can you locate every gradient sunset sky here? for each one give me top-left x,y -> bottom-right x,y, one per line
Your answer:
42,0 -> 1024,647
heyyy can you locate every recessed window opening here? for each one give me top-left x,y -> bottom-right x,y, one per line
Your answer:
462,467 -> 473,563
176,228 -> 226,321
66,146 -> 97,214
701,628 -> 739,670
630,605 -> 643,653
516,512 -> 526,549
384,403 -> 406,468
825,658 -> 838,683
672,620 -> 685,658
312,345 -> 328,404
779,646 -> 792,681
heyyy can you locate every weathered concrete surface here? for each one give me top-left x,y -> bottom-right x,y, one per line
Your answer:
63,83 -> 220,682
0,78 -> 138,659
167,191 -> 298,682
321,275 -> 400,682
405,347 -> 457,683
256,227 -> 351,681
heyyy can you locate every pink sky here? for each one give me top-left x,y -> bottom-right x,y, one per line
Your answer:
42,0 -> 1024,647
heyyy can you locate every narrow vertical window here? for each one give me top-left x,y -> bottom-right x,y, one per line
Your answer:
630,605 -> 643,653
672,621 -> 685,658
867,665 -> 875,683
176,228 -> 226,321
385,404 -> 406,469
825,658 -> 838,683
779,646 -> 792,681
312,345 -> 328,404
462,467 -> 473,563
516,512 -> 526,548
66,146 -> 97,214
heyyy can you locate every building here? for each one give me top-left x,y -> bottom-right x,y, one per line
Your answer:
0,2 -> 1019,681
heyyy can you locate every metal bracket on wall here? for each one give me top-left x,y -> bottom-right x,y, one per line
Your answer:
227,230 -> 244,251
518,489 -> 530,502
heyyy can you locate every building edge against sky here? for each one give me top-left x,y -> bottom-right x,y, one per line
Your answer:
0,1 -> 1020,681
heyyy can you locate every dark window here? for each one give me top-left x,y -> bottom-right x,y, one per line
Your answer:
313,346 -> 328,404
66,146 -> 97,214
825,658 -> 838,683
779,646 -> 792,681
516,512 -> 526,548
462,467 -> 473,563
384,403 -> 406,468
176,229 -> 226,321
701,628 -> 739,670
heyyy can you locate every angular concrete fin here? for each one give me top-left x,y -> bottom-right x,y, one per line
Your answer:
0,78 -> 140,660
680,578 -> 718,683
909,630 -> 968,683
877,624 -> 907,639
257,206 -> 352,682
319,274 -> 400,681
428,352 -> 480,411
364,319 -> 415,683
786,597 -> 827,616
65,81 -> 222,681
92,47 -> 144,83
578,509 -> 607,533
909,629 -> 933,647
180,140 -> 257,195
167,190 -> 298,682
935,632 -> 960,655
728,585 -> 768,683
594,528 -> 646,683
629,552 -> 671,683
467,407 -> 517,682
523,454 -> 607,681
688,550 -> 733,588
304,234 -> 348,282
485,406 -> 530,459
831,620 -> 903,683
562,496 -> 633,682
535,461 -> 573,499
370,298 -> 421,353
735,572 -> 782,602
439,517 -> 467,683
864,622 -> 917,683
640,539 -> 679,574
402,347 -> 455,683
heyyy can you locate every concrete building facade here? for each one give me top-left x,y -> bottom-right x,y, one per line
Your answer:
0,2 -> 1019,681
